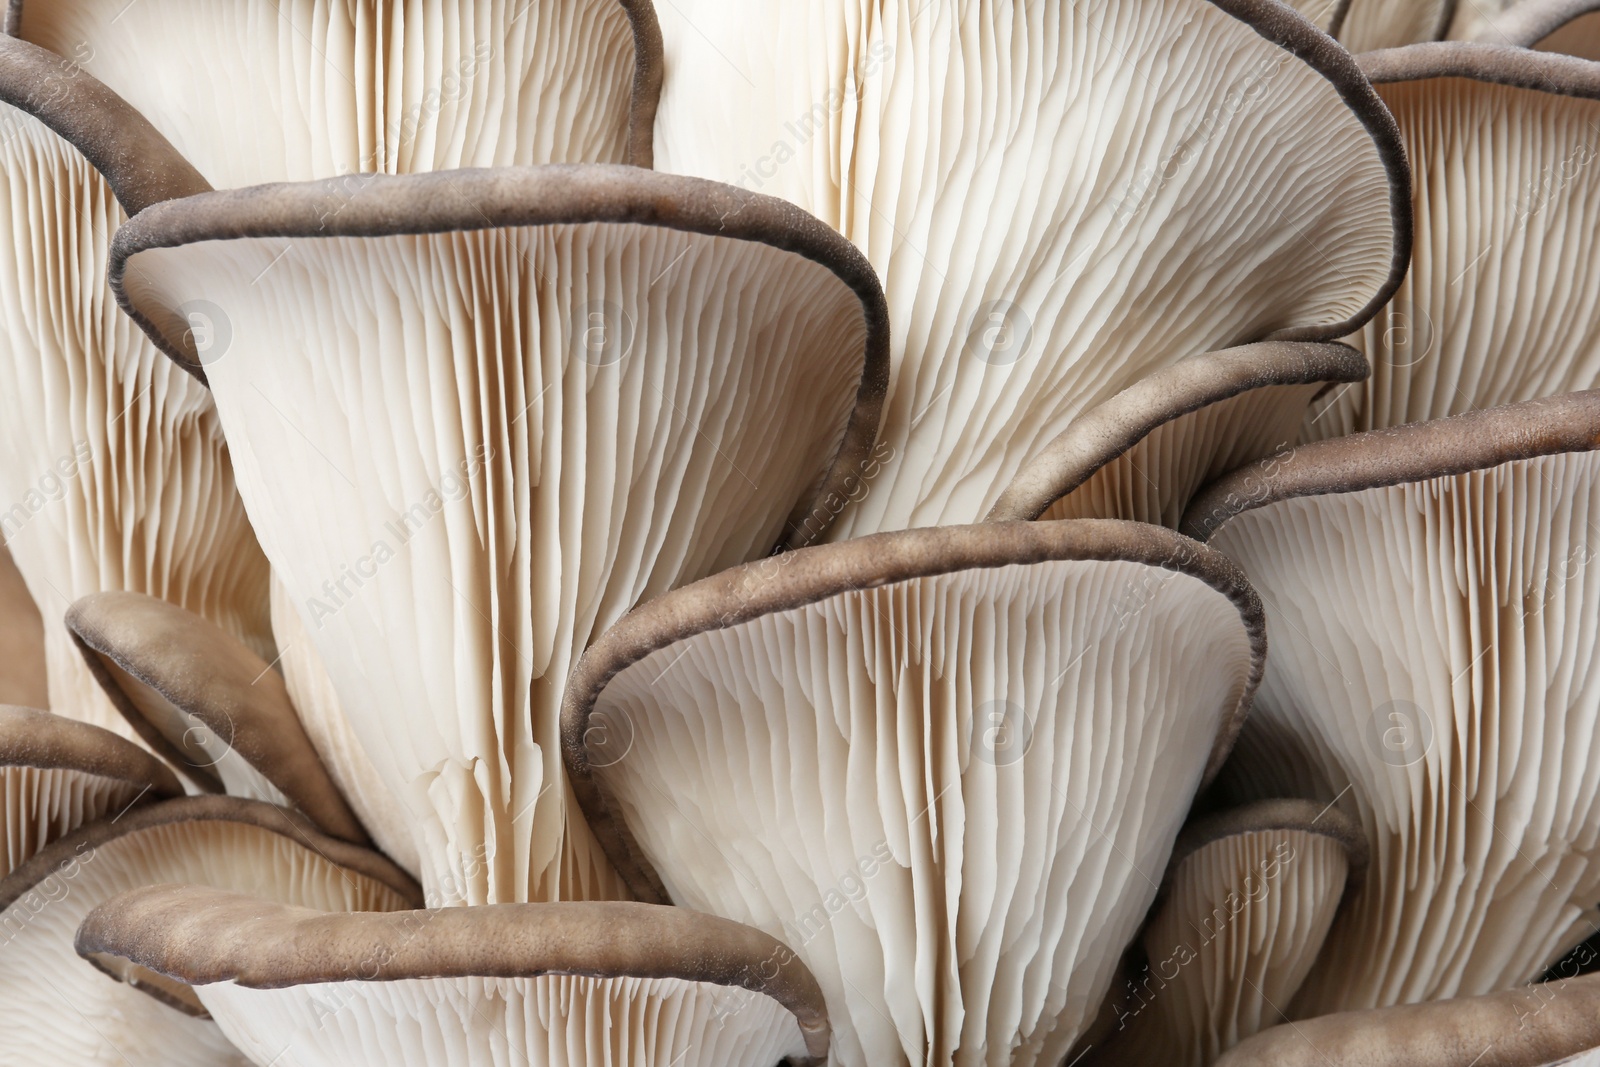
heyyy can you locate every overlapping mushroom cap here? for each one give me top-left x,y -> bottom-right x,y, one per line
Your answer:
111,164 -> 889,905
1189,392 -> 1600,1016
12,0 -> 663,183
563,519 -> 1265,1065
650,0 -> 1408,537
1306,43 -> 1600,439
0,40 -> 270,737
75,889 -> 828,1067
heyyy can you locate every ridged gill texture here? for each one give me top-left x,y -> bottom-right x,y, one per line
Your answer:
589,558 -> 1258,1066
1307,79 -> 1600,438
0,765 -> 142,877
18,0 -> 641,185
199,974 -> 807,1067
1211,452 -> 1600,1014
123,220 -> 871,907
0,106 -> 270,740
654,0 -> 1398,536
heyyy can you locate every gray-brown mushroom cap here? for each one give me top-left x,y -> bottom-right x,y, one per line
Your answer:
564,518 -> 1267,899
1183,390 -> 1600,541
1359,39 -> 1600,96
1216,973 -> 1600,1065
988,342 -> 1368,524
0,703 -> 182,798
1474,0 -> 1600,49
67,591 -> 368,843
1162,797 -> 1370,895
0,34 -> 209,214
75,886 -> 831,1061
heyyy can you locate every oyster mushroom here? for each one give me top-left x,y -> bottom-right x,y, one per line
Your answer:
0,704 -> 181,876
66,590 -> 369,845
0,38 -> 269,736
1475,0 -> 1600,57
76,887 -> 828,1067
1306,43 -> 1600,440
1086,799 -> 1367,1066
650,0 -> 1408,537
11,0 -> 664,182
0,795 -> 418,1065
1186,391 -> 1600,1015
111,165 -> 888,905
563,519 -> 1265,1065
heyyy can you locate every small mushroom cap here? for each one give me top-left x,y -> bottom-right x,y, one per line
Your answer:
67,590 -> 368,843
0,795 -> 417,1064
990,342 -> 1368,526
76,887 -> 828,1062
0,703 -> 182,796
652,0 -> 1408,536
563,518 -> 1265,1064
13,0 -> 664,183
1216,973 -> 1600,1065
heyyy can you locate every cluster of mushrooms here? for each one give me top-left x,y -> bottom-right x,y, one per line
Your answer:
4,0 -> 1600,1064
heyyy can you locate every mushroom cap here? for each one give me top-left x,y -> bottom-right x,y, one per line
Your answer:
12,0 -> 664,184
562,518 -> 1265,1065
76,887 -> 827,1066
112,164 -> 888,906
989,342 -> 1368,526
1188,391 -> 1600,1013
0,545 -> 46,709
652,0 -> 1408,537
1306,44 -> 1600,439
0,795 -> 417,1064
1088,800 -> 1366,1067
1216,973 -> 1600,1065
67,590 -> 368,844
0,86 -> 271,741
0,704 -> 182,877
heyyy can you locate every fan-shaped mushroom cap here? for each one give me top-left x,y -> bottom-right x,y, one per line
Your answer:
1216,972 -> 1600,1065
113,165 -> 888,906
0,704 -> 181,877
1186,391 -> 1600,1015
12,0 -> 663,184
66,591 -> 369,845
562,519 -> 1265,1065
0,545 -> 46,708
0,795 -> 417,1065
0,49 -> 270,739
990,343 -> 1367,527
76,887 -> 827,1066
1306,45 -> 1600,440
270,575 -> 419,875
1087,800 -> 1366,1067
651,0 -> 1408,537
1475,0 -> 1600,57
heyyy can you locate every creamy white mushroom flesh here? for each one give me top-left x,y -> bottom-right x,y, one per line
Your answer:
67,591 -> 370,844
1338,0 -> 1454,50
270,576 -> 420,875
989,342 -> 1367,527
0,795 -> 418,1066
112,165 -> 888,906
0,704 -> 182,877
1187,391 -> 1600,1015
1086,800 -> 1366,1067
563,519 -> 1266,1066
0,545 -> 46,708
76,888 -> 829,1067
1306,44 -> 1600,441
1216,972 -> 1600,1066
0,45 -> 270,739
651,0 -> 1407,537
13,0 -> 663,183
